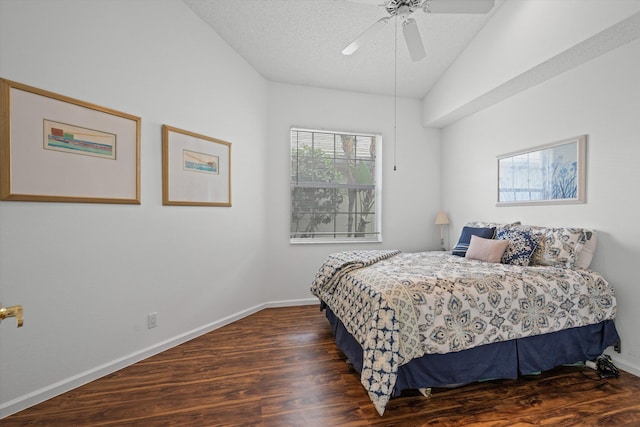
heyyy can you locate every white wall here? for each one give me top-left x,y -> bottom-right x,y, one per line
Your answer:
264,82 -> 442,303
440,36 -> 640,375
423,0 -> 640,127
0,0 -> 269,417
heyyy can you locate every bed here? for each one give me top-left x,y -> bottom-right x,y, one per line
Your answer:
310,223 -> 620,415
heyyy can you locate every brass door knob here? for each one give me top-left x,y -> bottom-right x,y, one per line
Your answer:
0,304 -> 23,327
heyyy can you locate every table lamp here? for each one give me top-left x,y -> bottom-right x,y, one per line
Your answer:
435,210 -> 450,250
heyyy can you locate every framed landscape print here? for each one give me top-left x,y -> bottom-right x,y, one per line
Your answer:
162,125 -> 232,206
0,78 -> 141,204
497,135 -> 586,206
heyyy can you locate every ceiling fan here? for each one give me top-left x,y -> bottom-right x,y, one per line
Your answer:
342,0 -> 495,61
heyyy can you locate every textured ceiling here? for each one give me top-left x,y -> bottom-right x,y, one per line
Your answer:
183,0 -> 503,99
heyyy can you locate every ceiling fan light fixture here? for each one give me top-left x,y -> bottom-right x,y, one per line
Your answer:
341,0 -> 494,57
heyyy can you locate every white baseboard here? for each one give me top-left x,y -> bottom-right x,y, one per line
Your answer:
265,297 -> 318,308
0,298 -> 320,419
610,354 -> 640,378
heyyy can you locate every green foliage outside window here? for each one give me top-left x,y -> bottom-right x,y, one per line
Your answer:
290,128 -> 379,242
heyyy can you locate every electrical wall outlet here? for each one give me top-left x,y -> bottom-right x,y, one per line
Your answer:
147,312 -> 158,329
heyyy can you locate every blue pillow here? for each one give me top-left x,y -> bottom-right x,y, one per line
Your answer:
495,229 -> 540,266
452,226 -> 496,257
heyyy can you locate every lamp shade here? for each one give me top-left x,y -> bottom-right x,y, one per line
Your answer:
435,211 -> 449,225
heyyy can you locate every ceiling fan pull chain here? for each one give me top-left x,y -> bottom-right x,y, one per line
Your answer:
393,15 -> 398,172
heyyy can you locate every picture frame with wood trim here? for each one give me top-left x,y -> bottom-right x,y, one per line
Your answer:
0,78 -> 141,204
162,124 -> 232,207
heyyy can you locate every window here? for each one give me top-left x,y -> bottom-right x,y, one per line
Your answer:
290,127 -> 381,243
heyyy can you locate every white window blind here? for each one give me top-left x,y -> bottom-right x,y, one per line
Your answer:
290,127 -> 381,243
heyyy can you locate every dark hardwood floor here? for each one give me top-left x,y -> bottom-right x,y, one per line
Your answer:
3,305 -> 640,426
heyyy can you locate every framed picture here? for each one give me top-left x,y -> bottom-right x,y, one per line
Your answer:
162,125 -> 231,206
0,79 -> 141,204
497,135 -> 586,206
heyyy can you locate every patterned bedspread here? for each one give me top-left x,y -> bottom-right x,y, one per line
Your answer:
310,250 -> 617,415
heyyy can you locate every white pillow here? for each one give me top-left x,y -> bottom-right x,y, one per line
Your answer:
465,235 -> 509,263
574,230 -> 597,269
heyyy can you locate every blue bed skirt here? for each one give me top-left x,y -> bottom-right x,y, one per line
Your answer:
324,307 -> 620,396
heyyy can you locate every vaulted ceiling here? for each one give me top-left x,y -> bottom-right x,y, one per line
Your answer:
183,0 -> 503,99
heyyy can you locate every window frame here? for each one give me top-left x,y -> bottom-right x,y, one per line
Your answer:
289,127 -> 382,244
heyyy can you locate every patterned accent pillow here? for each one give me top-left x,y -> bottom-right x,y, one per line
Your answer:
465,221 -> 521,235
452,226 -> 496,257
530,227 -> 585,268
495,229 -> 541,266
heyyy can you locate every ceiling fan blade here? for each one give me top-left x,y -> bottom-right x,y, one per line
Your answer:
425,0 -> 495,14
402,18 -> 426,61
342,16 -> 390,56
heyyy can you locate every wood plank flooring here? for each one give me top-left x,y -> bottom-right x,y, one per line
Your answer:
3,304 -> 640,426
